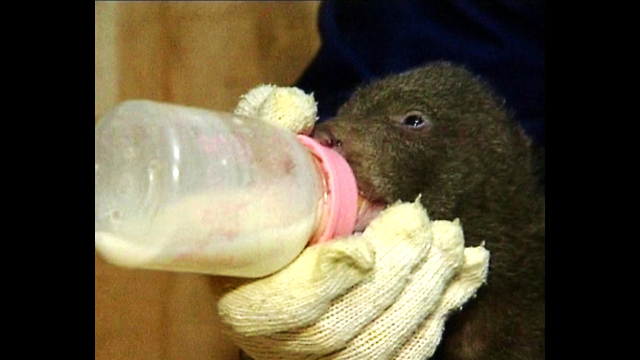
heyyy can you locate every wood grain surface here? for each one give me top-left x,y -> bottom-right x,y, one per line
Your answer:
95,2 -> 321,359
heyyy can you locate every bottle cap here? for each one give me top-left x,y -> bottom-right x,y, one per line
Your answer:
296,135 -> 358,244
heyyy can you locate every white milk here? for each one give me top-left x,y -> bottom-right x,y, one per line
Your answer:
95,183 -> 322,277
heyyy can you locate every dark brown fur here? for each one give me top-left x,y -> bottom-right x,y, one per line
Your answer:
313,62 -> 545,360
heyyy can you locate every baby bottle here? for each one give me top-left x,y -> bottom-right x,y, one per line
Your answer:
95,100 -> 358,278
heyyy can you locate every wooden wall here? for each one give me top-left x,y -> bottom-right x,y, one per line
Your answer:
95,2 -> 322,359
95,1 -> 321,118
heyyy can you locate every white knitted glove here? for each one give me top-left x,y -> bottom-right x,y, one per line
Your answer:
219,86 -> 490,360
235,84 -> 317,135
218,200 -> 489,360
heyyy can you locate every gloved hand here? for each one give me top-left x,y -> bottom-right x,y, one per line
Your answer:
217,85 -> 490,360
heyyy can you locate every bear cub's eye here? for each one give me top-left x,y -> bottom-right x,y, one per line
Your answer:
400,111 -> 429,129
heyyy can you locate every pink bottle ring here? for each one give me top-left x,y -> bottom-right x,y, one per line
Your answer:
296,135 -> 358,244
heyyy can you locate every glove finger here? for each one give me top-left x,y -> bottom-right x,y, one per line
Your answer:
393,245 -> 490,360
218,235 -> 375,337
257,88 -> 317,135
431,219 -> 465,268
235,84 -> 277,118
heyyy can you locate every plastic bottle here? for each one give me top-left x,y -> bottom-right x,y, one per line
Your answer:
95,100 -> 358,277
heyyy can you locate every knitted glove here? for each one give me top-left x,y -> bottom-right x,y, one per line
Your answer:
218,200 -> 489,360
235,84 -> 317,135
218,86 -> 490,360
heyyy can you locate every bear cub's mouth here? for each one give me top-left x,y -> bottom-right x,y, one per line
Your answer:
355,195 -> 387,232
310,124 -> 387,232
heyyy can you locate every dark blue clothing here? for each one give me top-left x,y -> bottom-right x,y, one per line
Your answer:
295,0 -> 545,146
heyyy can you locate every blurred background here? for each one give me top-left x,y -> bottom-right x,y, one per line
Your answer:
95,1 -> 321,119
95,2 -> 321,360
